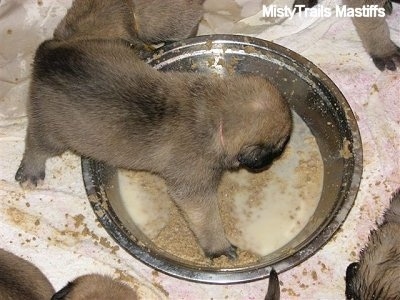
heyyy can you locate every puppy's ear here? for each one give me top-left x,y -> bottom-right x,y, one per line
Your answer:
265,269 -> 280,300
345,262 -> 360,300
51,282 -> 75,300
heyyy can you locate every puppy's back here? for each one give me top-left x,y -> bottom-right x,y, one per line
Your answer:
0,248 -> 55,300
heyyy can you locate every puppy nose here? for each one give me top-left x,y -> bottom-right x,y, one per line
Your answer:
238,148 -> 277,171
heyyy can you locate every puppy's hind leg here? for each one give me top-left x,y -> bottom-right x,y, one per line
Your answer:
169,187 -> 237,259
343,0 -> 400,71
15,126 -> 64,188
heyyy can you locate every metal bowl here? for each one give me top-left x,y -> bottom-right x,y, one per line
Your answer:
82,34 -> 362,284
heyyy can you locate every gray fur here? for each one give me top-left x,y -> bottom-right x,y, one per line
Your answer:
52,274 -> 137,299
0,248 -> 55,300
15,38 -> 292,258
54,0 -> 204,44
133,0 -> 204,43
293,0 -> 400,70
345,189 -> 400,299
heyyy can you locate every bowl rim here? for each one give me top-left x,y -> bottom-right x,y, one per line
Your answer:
81,34 -> 363,284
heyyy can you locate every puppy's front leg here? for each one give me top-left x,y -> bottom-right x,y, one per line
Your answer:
169,187 -> 237,259
343,0 -> 400,70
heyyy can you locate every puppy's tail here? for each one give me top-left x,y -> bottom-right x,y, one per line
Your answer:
265,269 -> 280,300
384,188 -> 400,224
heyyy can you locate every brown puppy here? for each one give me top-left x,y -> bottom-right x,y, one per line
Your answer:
53,0 -> 137,42
133,0 -> 204,43
293,0 -> 400,71
15,38 -> 292,258
54,0 -> 203,44
0,248 -> 55,300
52,274 -> 137,299
345,189 -> 400,299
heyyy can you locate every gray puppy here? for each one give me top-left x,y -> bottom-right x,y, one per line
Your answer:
15,38 -> 292,258
293,0 -> 400,70
0,248 -> 55,300
345,189 -> 400,299
52,274 -> 137,299
53,0 -> 137,42
54,0 -> 203,44
133,0 -> 204,43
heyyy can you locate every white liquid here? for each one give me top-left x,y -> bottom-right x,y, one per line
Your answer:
118,112 -> 323,256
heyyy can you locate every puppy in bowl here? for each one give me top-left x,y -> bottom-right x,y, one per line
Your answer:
15,37 -> 292,259
345,189 -> 400,299
54,0 -> 204,44
293,0 -> 400,70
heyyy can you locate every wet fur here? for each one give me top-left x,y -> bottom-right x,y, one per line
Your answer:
293,0 -> 400,70
54,0 -> 204,44
0,248 -> 55,300
52,274 -> 137,299
345,189 -> 400,299
15,38 -> 292,258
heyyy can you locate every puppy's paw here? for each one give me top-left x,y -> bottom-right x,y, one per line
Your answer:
205,244 -> 238,260
372,45 -> 400,71
15,163 -> 45,188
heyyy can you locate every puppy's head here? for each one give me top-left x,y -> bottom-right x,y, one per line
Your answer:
52,274 -> 137,300
218,76 -> 292,171
345,223 -> 400,300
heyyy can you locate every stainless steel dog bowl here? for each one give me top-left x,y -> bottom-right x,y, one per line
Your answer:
82,34 -> 362,284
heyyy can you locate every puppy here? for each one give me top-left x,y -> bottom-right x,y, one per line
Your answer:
54,0 -> 204,44
265,269 -> 280,300
15,38 -> 292,258
133,0 -> 204,43
52,274 -> 137,299
53,0 -> 138,42
293,0 -> 400,71
345,189 -> 400,299
0,248 -> 55,300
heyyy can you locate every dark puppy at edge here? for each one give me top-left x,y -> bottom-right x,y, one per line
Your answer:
345,189 -> 400,299
15,38 -> 292,259
52,274 -> 137,300
293,0 -> 400,71
54,0 -> 204,44
0,248 -> 55,300
0,248 -> 137,300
